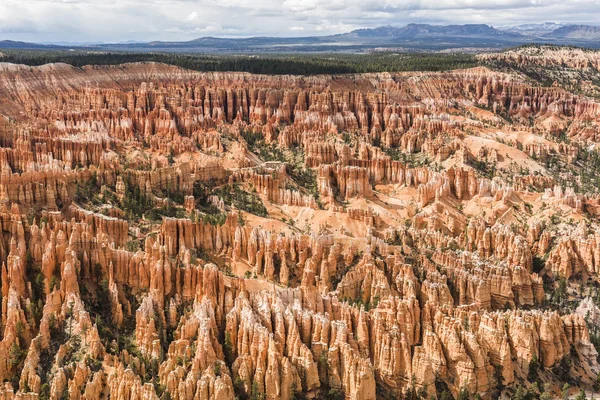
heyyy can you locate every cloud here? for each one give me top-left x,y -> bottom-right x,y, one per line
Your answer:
0,0 -> 599,43
186,11 -> 199,21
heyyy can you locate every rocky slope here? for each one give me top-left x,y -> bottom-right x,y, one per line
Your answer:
479,45 -> 600,98
0,55 -> 599,399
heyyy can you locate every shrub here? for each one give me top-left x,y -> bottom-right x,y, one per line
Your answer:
528,353 -> 540,381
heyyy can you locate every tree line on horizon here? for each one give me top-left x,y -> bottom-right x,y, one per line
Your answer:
0,49 -> 477,75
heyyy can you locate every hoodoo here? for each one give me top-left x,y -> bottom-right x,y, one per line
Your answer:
0,44 -> 599,399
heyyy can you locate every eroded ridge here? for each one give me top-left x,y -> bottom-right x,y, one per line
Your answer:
0,57 -> 599,399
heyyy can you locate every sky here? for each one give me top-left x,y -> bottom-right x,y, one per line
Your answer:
1,0 -> 599,43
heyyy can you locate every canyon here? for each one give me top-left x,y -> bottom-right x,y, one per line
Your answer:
0,47 -> 599,399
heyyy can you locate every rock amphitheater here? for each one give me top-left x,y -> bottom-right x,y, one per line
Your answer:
0,52 -> 599,399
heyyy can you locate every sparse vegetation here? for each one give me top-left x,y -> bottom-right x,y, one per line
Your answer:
210,184 -> 268,218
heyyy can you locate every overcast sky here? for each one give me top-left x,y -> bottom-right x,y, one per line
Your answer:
1,0 -> 599,43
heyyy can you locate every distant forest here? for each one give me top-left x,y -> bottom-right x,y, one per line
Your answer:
0,50 -> 477,75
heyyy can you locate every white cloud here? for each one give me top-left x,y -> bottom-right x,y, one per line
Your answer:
0,0 -> 599,43
186,11 -> 199,21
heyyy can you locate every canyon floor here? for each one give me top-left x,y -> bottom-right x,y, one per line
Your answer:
1,46 -> 600,400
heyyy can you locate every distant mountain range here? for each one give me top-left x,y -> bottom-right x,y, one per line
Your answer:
498,22 -> 564,36
0,40 -> 65,50
347,24 -> 522,39
545,25 -> 600,40
2,23 -> 600,53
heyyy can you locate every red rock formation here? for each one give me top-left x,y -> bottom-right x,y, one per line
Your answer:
0,58 -> 597,400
